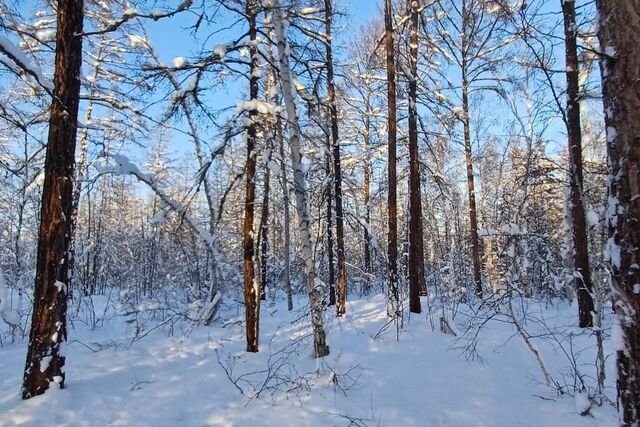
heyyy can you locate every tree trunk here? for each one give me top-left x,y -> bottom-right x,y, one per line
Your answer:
595,1 -> 640,424
462,72 -> 482,298
259,154 -> 271,301
264,24 -> 292,311
272,0 -> 329,357
407,0 -> 423,314
324,0 -> 347,317
22,0 -> 84,399
242,0 -> 260,353
561,0 -> 595,328
384,0 -> 400,318
325,136 -> 336,306
363,94 -> 372,294
278,122 -> 293,311
460,0 -> 483,299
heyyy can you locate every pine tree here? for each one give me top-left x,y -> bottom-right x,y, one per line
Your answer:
242,0 -> 261,353
22,0 -> 84,399
324,0 -> 348,317
560,0 -> 595,328
595,0 -> 640,423
407,0 -> 424,314
385,0 -> 400,319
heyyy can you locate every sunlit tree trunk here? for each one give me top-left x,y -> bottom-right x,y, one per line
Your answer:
272,0 -> 329,357
595,1 -> 640,424
384,0 -> 400,318
324,0 -> 347,316
278,121 -> 293,311
259,155 -> 271,301
363,93 -> 372,293
242,0 -> 260,353
325,134 -> 336,306
561,0 -> 594,328
22,0 -> 84,399
461,20 -> 482,298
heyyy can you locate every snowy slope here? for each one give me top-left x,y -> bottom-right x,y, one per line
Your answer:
0,295 -> 616,426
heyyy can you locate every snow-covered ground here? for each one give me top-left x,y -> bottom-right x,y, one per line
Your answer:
0,295 -> 616,426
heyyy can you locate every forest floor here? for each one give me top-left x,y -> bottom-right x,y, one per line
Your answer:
0,294 -> 617,426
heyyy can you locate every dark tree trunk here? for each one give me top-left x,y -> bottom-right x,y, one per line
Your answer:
595,1 -> 640,424
259,160 -> 271,301
324,0 -> 347,316
561,0 -> 595,328
462,72 -> 482,298
407,0 -> 423,314
363,98 -> 372,294
22,0 -> 83,399
242,0 -> 260,353
325,133 -> 336,306
460,0 -> 483,299
385,0 -> 400,317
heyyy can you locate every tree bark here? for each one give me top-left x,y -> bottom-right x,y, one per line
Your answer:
259,159 -> 271,301
242,0 -> 260,353
462,63 -> 482,298
561,0 -> 595,328
363,93 -> 372,294
460,0 -> 483,299
278,122 -> 293,311
384,0 -> 400,318
325,135 -> 336,306
22,0 -> 84,399
272,0 -> 329,357
324,0 -> 348,317
407,0 -> 423,314
595,1 -> 640,424
264,24 -> 293,311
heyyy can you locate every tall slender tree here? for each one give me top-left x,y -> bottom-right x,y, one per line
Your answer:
363,91 -> 373,293
324,0 -> 347,317
259,148 -> 272,302
278,120 -> 294,312
242,0 -> 260,353
407,0 -> 424,314
430,0 -> 514,298
460,0 -> 483,298
595,1 -> 640,424
385,0 -> 400,318
22,0 -> 84,399
325,133 -> 336,306
560,0 -> 595,328
271,0 -> 329,357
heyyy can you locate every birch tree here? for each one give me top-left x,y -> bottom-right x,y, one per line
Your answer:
271,0 -> 329,358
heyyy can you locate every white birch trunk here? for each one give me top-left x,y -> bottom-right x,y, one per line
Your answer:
271,0 -> 329,357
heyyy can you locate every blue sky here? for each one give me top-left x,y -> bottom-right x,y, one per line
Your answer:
139,0 -> 383,161
146,0 -> 380,64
